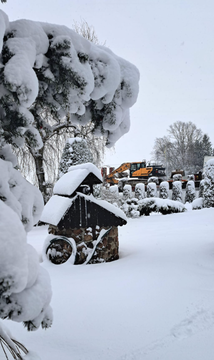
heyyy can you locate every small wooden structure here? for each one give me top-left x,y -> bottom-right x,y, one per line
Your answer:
40,163 -> 127,265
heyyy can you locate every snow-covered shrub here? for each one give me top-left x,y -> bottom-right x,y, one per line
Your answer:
138,198 -> 186,216
100,184 -> 119,206
159,181 -> 169,199
122,198 -> 140,218
135,183 -> 145,200
58,137 -> 93,178
187,174 -> 194,181
0,157 -> 53,342
192,197 -> 204,210
147,182 -> 157,198
199,179 -> 205,198
147,176 -> 159,185
185,180 -> 196,203
173,173 -> 182,181
122,184 -> 132,201
203,159 -> 214,208
172,181 -> 183,202
0,159 -> 43,231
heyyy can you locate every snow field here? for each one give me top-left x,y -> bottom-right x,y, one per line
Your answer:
8,207 -> 214,360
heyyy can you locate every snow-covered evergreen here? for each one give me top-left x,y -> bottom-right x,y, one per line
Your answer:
203,159 -> 214,208
147,182 -> 157,198
0,10 -> 139,156
122,184 -> 132,201
134,183 -> 145,200
58,137 -> 93,177
199,179 -> 205,198
185,180 -> 196,203
159,181 -> 169,199
172,180 -> 183,202
0,157 -> 52,333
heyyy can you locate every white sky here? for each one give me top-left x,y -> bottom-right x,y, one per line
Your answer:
1,0 -> 214,167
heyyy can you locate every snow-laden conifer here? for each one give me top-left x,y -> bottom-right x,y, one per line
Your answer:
159,181 -> 169,199
172,181 -> 183,202
203,159 -> 214,208
185,180 -> 196,203
199,179 -> 205,198
58,137 -> 93,177
135,183 -> 145,200
147,182 -> 157,198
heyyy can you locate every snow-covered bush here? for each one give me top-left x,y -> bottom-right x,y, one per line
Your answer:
100,184 -> 119,206
172,181 -> 183,202
199,179 -> 205,198
173,173 -> 182,181
147,176 -> 159,184
0,156 -> 53,357
185,180 -> 196,203
203,159 -> 214,208
192,197 -> 204,210
0,159 -> 52,329
138,198 -> 186,216
125,198 -> 140,218
147,182 -> 157,198
135,183 -> 145,200
122,184 -> 132,201
187,174 -> 195,181
159,181 -> 169,199
58,137 -> 93,178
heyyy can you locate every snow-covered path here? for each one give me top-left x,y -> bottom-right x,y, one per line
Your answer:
8,208 -> 214,360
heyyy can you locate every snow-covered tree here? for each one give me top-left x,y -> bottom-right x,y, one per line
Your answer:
159,181 -> 169,199
0,157 -> 53,357
147,182 -> 157,198
185,180 -> 195,203
199,178 -> 205,198
172,181 -> 183,202
58,137 -> 93,178
122,184 -> 132,201
0,10 -> 139,200
135,183 -> 145,200
203,159 -> 214,208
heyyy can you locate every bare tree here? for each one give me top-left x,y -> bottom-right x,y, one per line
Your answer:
153,121 -> 212,176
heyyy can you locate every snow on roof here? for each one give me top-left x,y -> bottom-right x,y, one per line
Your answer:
53,163 -> 102,196
40,195 -> 73,226
40,193 -> 127,226
68,163 -> 102,181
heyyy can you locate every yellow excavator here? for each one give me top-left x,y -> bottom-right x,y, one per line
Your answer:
102,160 -> 166,186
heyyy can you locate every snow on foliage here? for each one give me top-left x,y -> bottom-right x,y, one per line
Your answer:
147,182 -> 157,198
159,181 -> 169,199
0,10 -> 140,153
135,183 -> 145,200
0,159 -> 43,231
172,180 -> 183,202
58,137 -> 93,178
0,158 -> 53,333
203,159 -> 214,208
185,180 -> 196,203
192,197 -> 204,210
138,197 -> 187,216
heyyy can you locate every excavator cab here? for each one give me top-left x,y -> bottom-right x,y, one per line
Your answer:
130,162 -> 145,176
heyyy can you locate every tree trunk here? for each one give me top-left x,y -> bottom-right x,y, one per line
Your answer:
34,147 -> 48,203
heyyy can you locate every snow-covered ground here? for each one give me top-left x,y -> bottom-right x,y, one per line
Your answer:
8,207 -> 214,360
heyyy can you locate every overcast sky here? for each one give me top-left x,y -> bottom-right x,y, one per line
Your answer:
1,0 -> 214,167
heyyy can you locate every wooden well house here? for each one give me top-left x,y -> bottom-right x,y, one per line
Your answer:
40,163 -> 127,265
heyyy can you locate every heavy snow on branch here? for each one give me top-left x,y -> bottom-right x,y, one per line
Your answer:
0,10 -> 140,151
